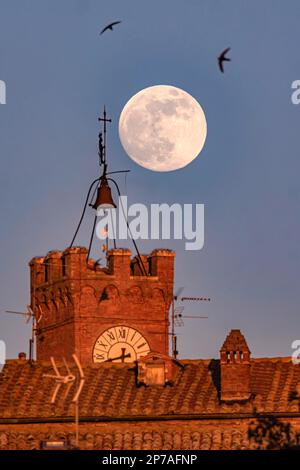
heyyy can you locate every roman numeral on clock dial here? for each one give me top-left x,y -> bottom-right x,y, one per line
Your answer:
93,325 -> 151,363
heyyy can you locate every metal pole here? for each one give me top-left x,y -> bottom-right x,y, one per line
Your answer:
107,177 -> 148,276
29,314 -> 34,363
171,297 -> 175,358
75,400 -> 79,449
174,336 -> 178,359
86,215 -> 97,261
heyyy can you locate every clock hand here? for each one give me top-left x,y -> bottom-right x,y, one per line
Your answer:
106,349 -> 131,362
106,353 -> 131,362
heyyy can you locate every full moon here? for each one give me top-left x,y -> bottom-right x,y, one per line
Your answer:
119,85 -> 207,172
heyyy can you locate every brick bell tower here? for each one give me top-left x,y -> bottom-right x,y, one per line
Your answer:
29,247 -> 175,364
29,108 -> 175,364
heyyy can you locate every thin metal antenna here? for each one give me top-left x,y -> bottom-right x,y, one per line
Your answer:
43,357 -> 75,403
171,287 -> 211,359
174,306 -> 208,328
3,305 -> 43,362
174,307 -> 184,327
171,297 -> 176,358
71,354 -> 85,448
43,354 -> 85,449
171,288 -> 184,357
181,296 -> 211,302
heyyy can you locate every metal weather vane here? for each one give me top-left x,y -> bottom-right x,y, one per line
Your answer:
69,106 -> 147,276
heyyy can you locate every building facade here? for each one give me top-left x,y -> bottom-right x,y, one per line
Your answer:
0,246 -> 299,450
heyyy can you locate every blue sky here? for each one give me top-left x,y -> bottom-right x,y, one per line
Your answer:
0,0 -> 299,360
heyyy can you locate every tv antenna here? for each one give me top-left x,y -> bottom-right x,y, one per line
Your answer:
174,306 -> 208,326
171,287 -> 211,359
43,354 -> 85,449
3,305 -> 43,362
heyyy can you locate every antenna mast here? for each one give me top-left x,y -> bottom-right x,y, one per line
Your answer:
43,354 -> 85,449
171,288 -> 211,359
4,303 -> 43,362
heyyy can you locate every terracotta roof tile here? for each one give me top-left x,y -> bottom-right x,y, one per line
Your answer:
0,358 -> 299,420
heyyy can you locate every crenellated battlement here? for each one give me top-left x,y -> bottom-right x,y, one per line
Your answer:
29,247 -> 175,286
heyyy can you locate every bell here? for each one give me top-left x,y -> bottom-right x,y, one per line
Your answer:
92,177 -> 116,210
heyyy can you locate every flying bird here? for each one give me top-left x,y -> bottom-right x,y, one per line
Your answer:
100,21 -> 121,35
218,47 -> 231,73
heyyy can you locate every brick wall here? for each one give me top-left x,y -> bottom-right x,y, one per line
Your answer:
29,247 -> 175,363
1,418 -> 300,450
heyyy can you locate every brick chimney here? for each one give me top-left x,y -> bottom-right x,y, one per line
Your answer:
220,329 -> 251,402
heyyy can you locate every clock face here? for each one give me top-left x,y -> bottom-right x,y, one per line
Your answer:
93,325 -> 151,363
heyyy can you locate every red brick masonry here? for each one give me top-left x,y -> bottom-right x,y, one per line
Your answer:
0,354 -> 299,449
1,247 -> 299,450
29,247 -> 175,363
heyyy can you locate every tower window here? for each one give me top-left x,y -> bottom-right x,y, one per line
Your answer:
44,262 -> 49,282
148,257 -> 152,275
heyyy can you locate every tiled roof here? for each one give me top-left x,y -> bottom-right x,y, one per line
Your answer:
0,429 -> 254,450
0,357 -> 299,420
